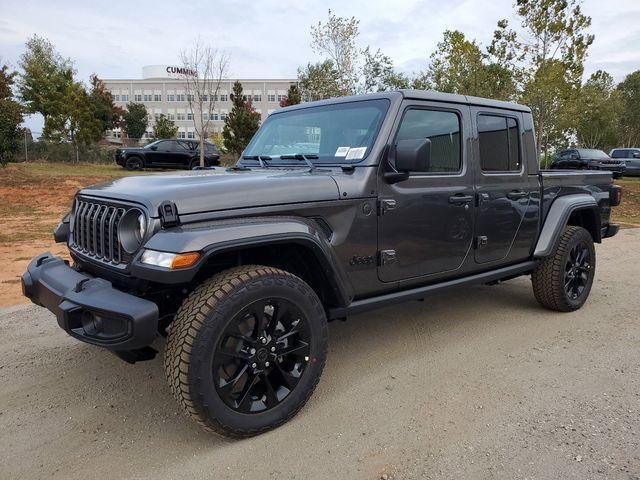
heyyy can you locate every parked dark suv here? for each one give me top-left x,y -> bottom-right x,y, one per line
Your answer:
550,148 -> 625,177
115,139 -> 221,170
610,148 -> 640,176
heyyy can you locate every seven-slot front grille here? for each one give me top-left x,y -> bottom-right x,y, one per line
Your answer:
71,200 -> 127,264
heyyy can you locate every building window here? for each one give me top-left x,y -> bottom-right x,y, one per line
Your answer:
187,131 -> 195,139
178,131 -> 186,139
202,112 -> 209,121
176,112 -> 186,121
268,94 -> 276,102
187,94 -> 194,102
277,94 -> 286,102
176,94 -> 185,102
478,115 -> 521,172
201,94 -> 208,101
154,113 -> 161,120
167,94 -> 175,102
396,108 -> 461,173
154,94 -> 162,102
114,95 -> 120,101
143,94 -> 153,102
134,94 -> 142,102
220,113 -> 227,120
253,94 -> 262,102
212,113 -> 219,121
219,94 -> 228,102
121,94 -> 129,102
187,112 -> 194,120
167,113 -> 175,120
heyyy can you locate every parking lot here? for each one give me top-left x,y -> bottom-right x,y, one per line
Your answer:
1,229 -> 638,480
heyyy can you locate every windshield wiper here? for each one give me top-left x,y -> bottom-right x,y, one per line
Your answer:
280,153 -> 319,171
242,155 -> 272,168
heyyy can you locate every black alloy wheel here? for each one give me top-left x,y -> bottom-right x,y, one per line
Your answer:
213,298 -> 312,413
564,241 -> 591,300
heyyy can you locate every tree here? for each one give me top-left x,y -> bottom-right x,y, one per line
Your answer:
153,114 -> 178,139
280,84 -> 302,107
89,74 -> 123,134
222,81 -> 260,156
122,102 -> 148,141
0,63 -> 23,166
616,70 -> 640,147
298,60 -> 343,101
574,71 -> 621,149
361,47 -> 411,92
514,0 -> 594,160
179,37 -> 229,166
310,9 -> 360,95
17,35 -> 74,122
44,81 -> 102,162
424,30 -> 519,101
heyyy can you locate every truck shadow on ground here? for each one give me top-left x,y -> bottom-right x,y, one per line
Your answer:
61,277 -> 541,445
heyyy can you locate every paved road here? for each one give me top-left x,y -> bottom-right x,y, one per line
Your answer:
1,229 -> 639,480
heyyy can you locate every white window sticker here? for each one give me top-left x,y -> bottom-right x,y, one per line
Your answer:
345,147 -> 366,160
335,146 -> 350,157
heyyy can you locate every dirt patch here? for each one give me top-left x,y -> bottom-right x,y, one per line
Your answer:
613,177 -> 640,227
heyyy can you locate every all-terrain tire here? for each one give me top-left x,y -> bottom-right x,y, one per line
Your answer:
164,265 -> 328,437
531,225 -> 596,312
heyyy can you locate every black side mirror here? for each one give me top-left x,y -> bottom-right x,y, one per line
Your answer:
570,153 -> 579,160
384,138 -> 432,184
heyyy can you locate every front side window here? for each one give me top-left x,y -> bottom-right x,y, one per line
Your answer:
243,99 -> 389,164
395,108 -> 461,173
478,115 -> 521,172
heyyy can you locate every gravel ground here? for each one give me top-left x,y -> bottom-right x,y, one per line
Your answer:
1,229 -> 639,480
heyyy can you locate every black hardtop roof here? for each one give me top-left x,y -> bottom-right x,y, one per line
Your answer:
277,90 -> 531,114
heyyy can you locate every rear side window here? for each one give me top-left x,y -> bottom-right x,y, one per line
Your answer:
478,115 -> 521,172
395,108 -> 461,173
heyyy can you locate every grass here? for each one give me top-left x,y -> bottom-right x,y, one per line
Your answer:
613,176 -> 640,227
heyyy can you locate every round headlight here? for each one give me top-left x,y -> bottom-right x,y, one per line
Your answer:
118,209 -> 146,254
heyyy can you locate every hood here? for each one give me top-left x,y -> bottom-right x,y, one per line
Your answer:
78,168 -> 341,217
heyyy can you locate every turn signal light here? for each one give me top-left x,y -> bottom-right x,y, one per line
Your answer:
610,185 -> 622,206
171,252 -> 201,269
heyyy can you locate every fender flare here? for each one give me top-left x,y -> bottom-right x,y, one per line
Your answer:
131,216 -> 352,306
533,194 -> 600,258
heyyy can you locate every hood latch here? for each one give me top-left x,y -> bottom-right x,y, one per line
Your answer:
159,201 -> 179,228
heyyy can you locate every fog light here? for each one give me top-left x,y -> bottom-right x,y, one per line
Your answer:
81,311 -> 103,336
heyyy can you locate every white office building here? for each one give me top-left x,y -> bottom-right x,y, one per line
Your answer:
103,65 -> 297,143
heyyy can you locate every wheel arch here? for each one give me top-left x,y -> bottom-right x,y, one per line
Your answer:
534,194 -> 601,258
140,217 -> 352,309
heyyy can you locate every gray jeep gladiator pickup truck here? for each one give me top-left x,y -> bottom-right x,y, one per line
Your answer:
22,90 -> 622,437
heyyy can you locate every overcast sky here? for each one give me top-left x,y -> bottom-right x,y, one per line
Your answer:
1,0 -> 639,133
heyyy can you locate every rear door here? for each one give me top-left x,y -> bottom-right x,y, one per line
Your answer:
472,108 -> 537,264
377,101 -> 475,282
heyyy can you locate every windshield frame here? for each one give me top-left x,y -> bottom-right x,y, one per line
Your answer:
239,98 -> 391,167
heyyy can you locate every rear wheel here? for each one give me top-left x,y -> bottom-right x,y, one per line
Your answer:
531,225 -> 596,312
125,156 -> 143,170
164,265 -> 328,437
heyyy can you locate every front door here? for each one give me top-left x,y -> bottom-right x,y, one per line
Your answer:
378,102 -> 474,283
472,108 -> 534,264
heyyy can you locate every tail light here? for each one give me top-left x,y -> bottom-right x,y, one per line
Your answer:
610,185 -> 622,206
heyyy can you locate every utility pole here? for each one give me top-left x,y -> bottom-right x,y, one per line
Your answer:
24,129 -> 27,162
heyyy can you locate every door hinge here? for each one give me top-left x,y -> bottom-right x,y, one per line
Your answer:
159,200 -> 180,228
379,249 -> 397,266
475,235 -> 488,248
378,199 -> 397,215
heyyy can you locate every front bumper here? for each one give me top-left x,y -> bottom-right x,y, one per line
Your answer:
22,253 -> 159,351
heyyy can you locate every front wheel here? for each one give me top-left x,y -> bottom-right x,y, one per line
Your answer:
531,225 -> 596,312
164,265 -> 328,437
125,156 -> 143,170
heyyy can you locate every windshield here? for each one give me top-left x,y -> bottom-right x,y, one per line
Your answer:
577,149 -> 609,159
242,99 -> 390,164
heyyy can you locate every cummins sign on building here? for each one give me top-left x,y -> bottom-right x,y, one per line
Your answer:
103,65 -> 297,142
